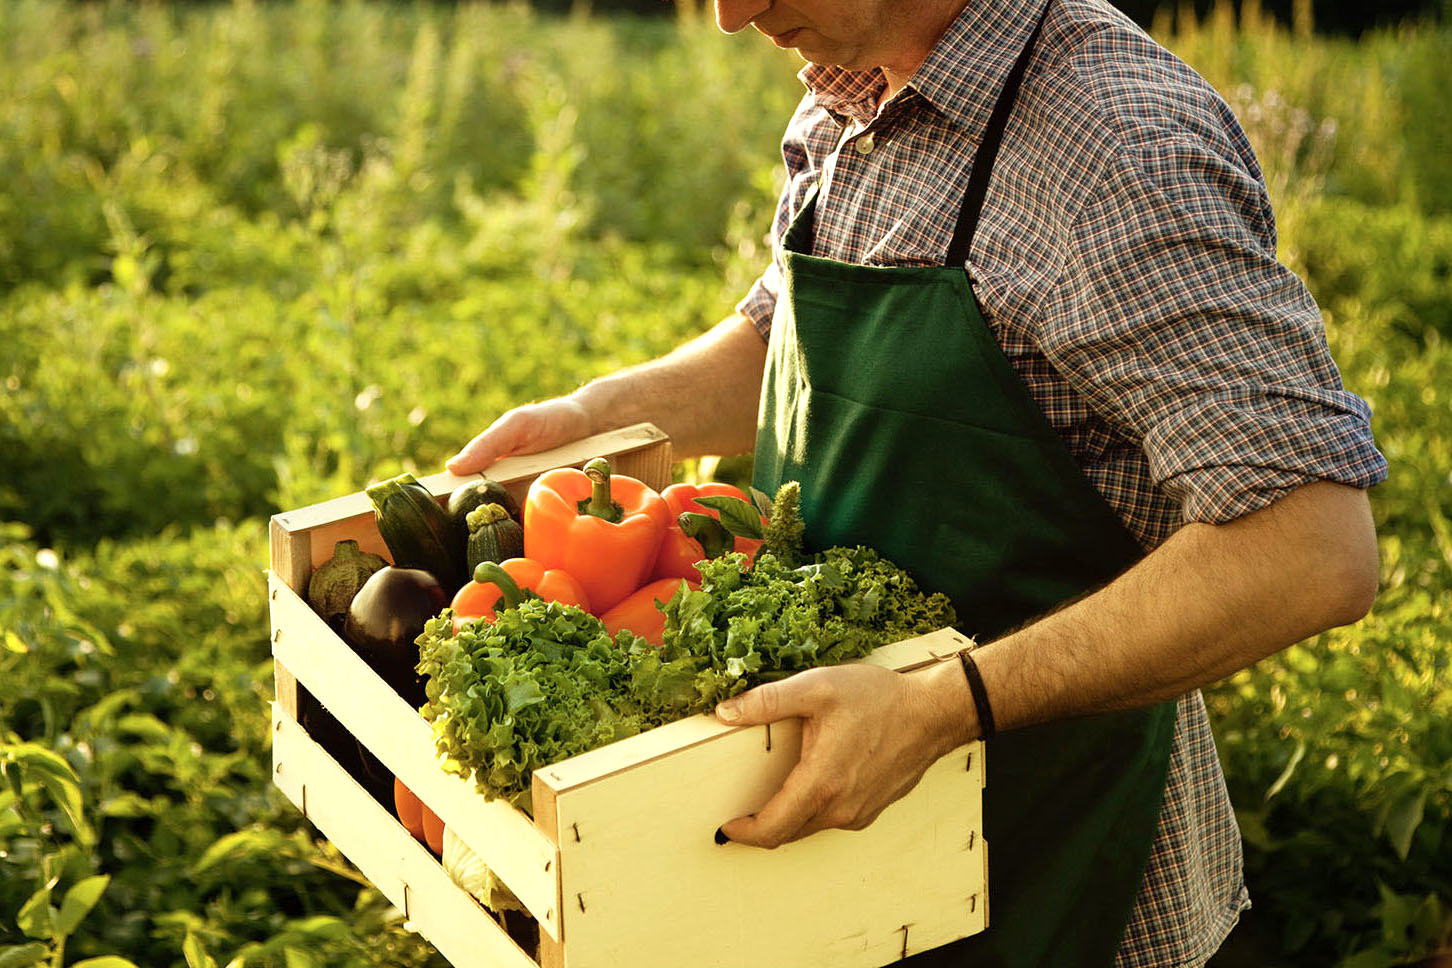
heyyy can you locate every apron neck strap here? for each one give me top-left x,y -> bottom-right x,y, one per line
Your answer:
943,0 -> 1055,271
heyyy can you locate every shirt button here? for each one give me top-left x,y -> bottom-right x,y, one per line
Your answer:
854,132 -> 875,155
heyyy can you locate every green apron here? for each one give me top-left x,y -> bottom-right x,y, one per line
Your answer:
752,4 -> 1177,964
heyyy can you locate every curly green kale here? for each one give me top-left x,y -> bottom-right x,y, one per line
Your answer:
416,599 -> 716,812
659,546 -> 956,700
416,601 -> 646,813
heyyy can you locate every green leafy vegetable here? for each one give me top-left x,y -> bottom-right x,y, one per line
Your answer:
659,548 -> 955,695
416,601 -> 655,814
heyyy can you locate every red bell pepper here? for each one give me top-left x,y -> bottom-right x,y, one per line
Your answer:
651,483 -> 767,582
600,577 -> 699,647
523,457 -> 670,614
449,559 -> 591,633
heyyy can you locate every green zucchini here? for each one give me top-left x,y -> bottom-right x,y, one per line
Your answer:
465,503 -> 525,572
366,473 -> 466,592
447,477 -> 522,528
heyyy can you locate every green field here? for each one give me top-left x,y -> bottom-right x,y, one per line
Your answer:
1,1 -> 1449,965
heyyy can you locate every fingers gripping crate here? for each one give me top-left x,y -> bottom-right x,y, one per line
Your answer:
267,423 -> 988,968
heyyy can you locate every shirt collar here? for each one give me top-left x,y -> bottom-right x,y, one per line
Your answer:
799,0 -> 1048,139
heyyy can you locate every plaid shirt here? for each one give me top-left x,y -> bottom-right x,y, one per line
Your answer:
737,0 -> 1388,964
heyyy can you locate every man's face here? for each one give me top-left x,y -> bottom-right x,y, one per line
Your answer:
715,0 -> 911,73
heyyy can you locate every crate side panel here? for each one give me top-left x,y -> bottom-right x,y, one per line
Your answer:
553,730 -> 985,968
269,575 -> 561,936
608,437 -> 674,493
273,658 -> 299,723
269,516 -> 313,596
856,627 -> 976,672
306,514 -> 394,572
272,706 -> 539,968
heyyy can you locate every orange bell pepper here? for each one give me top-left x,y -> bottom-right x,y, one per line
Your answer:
449,559 -> 591,633
393,776 -> 427,844
523,457 -> 670,614
421,803 -> 445,857
651,483 -> 767,582
600,577 -> 699,646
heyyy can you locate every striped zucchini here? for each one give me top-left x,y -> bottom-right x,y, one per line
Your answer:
366,473 -> 466,592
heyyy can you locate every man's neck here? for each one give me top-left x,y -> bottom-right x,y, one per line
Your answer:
877,0 -> 971,101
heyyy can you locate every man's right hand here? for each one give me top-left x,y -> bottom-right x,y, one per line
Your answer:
446,397 -> 594,476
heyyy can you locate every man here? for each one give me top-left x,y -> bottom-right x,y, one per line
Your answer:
447,0 -> 1387,963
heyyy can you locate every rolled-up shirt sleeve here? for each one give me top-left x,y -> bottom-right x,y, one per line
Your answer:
736,259 -> 781,340
1044,136 -> 1388,524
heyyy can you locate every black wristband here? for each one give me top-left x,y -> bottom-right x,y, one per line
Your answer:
957,648 -> 997,741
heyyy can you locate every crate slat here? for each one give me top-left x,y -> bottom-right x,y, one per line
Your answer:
550,720 -> 986,968
269,575 -> 562,938
272,704 -> 538,968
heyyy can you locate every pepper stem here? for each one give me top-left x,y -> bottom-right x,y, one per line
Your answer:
473,561 -> 525,610
578,457 -> 624,523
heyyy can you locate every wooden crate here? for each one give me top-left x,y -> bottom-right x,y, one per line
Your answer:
268,423 -> 988,968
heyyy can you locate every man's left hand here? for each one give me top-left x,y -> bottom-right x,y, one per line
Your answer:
713,663 -> 969,848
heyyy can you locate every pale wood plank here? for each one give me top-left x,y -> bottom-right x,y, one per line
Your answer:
608,434 -> 674,492
272,705 -> 540,968
537,934 -> 565,968
856,626 -> 976,671
279,423 -> 670,534
269,574 -> 561,937
273,659 -> 298,722
551,724 -> 986,968
305,516 -> 395,573
269,516 -> 312,596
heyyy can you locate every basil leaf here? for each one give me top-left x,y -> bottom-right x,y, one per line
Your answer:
692,496 -> 764,541
748,486 -> 774,518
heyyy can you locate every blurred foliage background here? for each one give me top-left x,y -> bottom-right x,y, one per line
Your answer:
0,0 -> 1448,966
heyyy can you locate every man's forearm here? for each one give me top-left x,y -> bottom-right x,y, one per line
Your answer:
570,313 -> 768,460
923,481 -> 1380,751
